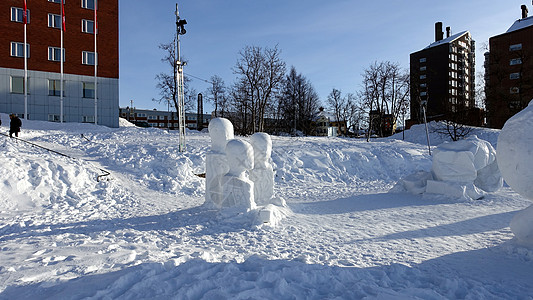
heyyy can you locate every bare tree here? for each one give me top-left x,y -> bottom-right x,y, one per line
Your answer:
154,37 -> 194,112
344,93 -> 367,136
361,61 -> 410,137
327,88 -> 348,136
278,66 -> 320,135
233,45 -> 286,134
206,75 -> 226,117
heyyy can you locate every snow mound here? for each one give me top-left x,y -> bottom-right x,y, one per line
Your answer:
498,99 -> 533,245
394,136 -> 502,200
0,138 -> 102,212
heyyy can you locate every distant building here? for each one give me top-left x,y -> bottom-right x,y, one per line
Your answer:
410,22 -> 480,126
313,108 -> 347,137
485,5 -> 533,128
369,110 -> 396,137
0,0 -> 119,127
119,107 -> 211,130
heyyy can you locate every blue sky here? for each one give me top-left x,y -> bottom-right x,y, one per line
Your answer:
119,0 -> 529,112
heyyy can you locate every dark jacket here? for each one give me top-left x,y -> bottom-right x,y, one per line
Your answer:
10,116 -> 22,132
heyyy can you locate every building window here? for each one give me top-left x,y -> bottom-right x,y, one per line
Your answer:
420,83 -> 426,88
148,115 -> 156,120
420,92 -> 427,96
419,58 -> 426,63
82,0 -> 96,10
83,82 -> 95,98
11,7 -> 30,23
82,116 -> 95,123
48,13 -> 61,28
48,47 -> 65,62
420,66 -> 426,71
82,19 -> 95,34
509,44 -> 522,51
11,76 -> 29,94
48,114 -> 61,122
510,87 -> 520,94
510,73 -> 521,80
420,75 -> 426,80
48,79 -> 64,96
48,0 -> 65,3
510,58 -> 522,65
82,51 -> 96,65
10,42 -> 30,58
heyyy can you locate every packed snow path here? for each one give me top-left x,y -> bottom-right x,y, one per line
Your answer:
0,117 -> 532,299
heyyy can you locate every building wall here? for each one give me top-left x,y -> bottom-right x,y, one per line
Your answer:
486,24 -> 533,128
410,31 -> 477,125
120,108 -> 212,130
0,67 -> 118,126
0,0 -> 119,127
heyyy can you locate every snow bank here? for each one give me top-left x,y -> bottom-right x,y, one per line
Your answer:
0,138 -> 102,212
498,100 -> 533,245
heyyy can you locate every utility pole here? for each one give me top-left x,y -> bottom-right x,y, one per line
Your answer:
175,3 -> 187,152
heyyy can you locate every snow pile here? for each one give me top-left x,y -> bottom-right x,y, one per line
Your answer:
498,100 -> 533,246
393,135 -> 502,200
0,116 -> 532,298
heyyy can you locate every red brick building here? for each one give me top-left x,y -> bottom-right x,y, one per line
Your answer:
485,5 -> 533,128
0,0 -> 119,127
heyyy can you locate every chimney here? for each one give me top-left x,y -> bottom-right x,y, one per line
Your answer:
522,5 -> 529,19
446,26 -> 451,38
435,22 -> 444,42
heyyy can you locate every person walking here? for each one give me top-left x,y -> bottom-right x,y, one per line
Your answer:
9,114 -> 22,138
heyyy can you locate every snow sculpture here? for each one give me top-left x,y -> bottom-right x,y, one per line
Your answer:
426,135 -> 503,199
394,135 -> 502,200
220,139 -> 256,210
497,99 -> 533,245
249,133 -> 274,205
205,118 -> 234,208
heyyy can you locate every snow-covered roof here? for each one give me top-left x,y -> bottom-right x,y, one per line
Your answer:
424,31 -> 468,49
506,15 -> 533,33
315,110 -> 338,122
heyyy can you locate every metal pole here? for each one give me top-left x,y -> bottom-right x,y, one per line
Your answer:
422,103 -> 431,156
176,3 -> 186,152
60,1 -> 64,123
94,0 -> 98,125
24,18 -> 28,119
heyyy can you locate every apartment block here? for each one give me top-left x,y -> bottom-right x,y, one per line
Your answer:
410,22 -> 480,126
0,0 -> 119,127
485,5 -> 533,128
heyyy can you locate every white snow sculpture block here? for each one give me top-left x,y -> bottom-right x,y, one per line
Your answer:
498,100 -> 533,200
474,160 -> 503,193
431,135 -> 501,193
425,180 -> 484,200
510,204 -> 533,245
221,139 -> 256,210
398,171 -> 433,194
498,99 -> 533,245
432,150 -> 477,183
206,118 -> 234,208
249,133 -> 275,205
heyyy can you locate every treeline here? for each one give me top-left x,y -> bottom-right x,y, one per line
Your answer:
155,42 -> 410,137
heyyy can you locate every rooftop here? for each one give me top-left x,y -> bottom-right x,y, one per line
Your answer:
425,31 -> 469,49
506,15 -> 533,33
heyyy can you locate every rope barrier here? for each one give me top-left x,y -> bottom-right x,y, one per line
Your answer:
1,132 -> 111,182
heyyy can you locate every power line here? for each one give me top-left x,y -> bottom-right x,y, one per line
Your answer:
184,72 -> 213,84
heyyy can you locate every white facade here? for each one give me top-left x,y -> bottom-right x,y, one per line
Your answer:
0,67 -> 119,127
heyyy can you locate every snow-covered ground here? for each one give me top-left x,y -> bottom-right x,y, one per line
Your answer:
0,114 -> 532,299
